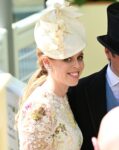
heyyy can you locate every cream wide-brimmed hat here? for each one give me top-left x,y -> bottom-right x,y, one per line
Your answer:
34,1 -> 86,59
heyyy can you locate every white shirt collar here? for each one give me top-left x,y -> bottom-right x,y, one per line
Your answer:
106,64 -> 119,87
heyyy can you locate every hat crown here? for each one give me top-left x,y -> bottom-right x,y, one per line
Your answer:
97,2 -> 119,55
107,2 -> 119,41
34,1 -> 86,59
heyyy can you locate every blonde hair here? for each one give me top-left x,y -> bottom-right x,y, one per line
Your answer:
15,49 -> 47,128
21,49 -> 48,101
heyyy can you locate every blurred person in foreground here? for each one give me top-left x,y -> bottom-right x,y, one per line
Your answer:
16,0 -> 86,150
68,2 -> 119,150
92,106 -> 119,150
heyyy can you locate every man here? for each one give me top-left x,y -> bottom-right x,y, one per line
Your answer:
92,106 -> 119,150
68,2 -> 119,150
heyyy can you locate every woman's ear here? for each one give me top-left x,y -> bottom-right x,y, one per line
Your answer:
42,56 -> 51,70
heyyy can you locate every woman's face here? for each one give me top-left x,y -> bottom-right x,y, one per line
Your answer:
48,51 -> 84,87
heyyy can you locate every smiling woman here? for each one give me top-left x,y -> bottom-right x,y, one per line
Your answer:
15,1 -> 86,150
47,51 -> 84,90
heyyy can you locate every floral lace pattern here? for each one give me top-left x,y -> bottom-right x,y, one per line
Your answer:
18,86 -> 83,150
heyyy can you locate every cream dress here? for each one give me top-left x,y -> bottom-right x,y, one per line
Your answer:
18,83 -> 83,150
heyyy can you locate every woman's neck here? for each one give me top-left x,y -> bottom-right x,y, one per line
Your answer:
45,76 -> 68,97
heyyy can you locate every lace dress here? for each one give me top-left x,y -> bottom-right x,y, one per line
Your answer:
18,85 -> 83,150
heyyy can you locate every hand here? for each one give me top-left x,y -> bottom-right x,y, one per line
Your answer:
92,137 -> 100,150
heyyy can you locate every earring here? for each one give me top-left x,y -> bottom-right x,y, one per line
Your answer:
45,64 -> 52,71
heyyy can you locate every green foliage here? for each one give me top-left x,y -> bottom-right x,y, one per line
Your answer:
72,0 -> 116,5
74,0 -> 87,5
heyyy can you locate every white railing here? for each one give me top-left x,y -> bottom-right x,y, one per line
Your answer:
0,28 -> 9,72
12,12 -> 42,82
0,72 -> 25,150
0,7 -> 44,83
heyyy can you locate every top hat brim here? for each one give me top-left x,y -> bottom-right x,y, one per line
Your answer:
97,35 -> 119,55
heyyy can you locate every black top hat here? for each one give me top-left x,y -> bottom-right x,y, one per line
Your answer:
97,2 -> 119,55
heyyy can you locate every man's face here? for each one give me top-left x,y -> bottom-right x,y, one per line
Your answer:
110,54 -> 119,77
105,48 -> 119,77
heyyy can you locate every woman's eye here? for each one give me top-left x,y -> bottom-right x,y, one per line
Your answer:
63,57 -> 72,63
77,55 -> 83,61
63,54 -> 83,63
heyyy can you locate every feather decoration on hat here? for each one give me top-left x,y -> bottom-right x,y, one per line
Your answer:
46,0 -> 66,7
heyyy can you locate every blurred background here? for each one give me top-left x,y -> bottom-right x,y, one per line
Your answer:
0,0 -> 116,149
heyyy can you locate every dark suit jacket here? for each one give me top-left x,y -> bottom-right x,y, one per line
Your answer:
67,66 -> 108,150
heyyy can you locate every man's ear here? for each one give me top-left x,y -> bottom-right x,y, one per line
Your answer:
92,137 -> 100,150
104,48 -> 111,61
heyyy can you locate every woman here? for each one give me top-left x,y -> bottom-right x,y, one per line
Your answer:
16,1 -> 86,150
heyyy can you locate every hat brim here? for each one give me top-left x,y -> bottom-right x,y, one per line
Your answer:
97,35 -> 119,55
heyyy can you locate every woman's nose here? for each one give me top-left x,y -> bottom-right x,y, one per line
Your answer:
73,60 -> 80,68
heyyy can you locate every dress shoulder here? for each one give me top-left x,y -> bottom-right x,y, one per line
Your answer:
18,87 -> 55,150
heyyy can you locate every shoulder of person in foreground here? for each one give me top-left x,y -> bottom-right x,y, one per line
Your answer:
92,106 -> 119,150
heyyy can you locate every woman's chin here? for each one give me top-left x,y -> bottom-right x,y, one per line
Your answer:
69,80 -> 79,87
